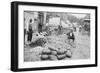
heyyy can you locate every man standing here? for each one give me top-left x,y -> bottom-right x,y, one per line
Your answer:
27,19 -> 33,43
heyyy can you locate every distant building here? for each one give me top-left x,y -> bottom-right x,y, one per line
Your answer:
46,16 -> 73,35
47,17 -> 72,28
24,11 -> 38,32
48,17 -> 61,26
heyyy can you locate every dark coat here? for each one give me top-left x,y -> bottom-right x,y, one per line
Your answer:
67,32 -> 75,41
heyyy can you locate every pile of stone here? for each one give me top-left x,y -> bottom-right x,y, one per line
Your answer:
40,47 -> 72,61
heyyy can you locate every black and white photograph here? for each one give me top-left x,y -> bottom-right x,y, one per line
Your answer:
11,1 -> 97,71
24,11 -> 91,62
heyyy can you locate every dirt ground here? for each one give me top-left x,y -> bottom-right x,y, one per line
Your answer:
24,31 -> 90,62
71,32 -> 90,59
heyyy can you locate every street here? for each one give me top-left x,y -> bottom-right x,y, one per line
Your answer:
71,31 -> 90,59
